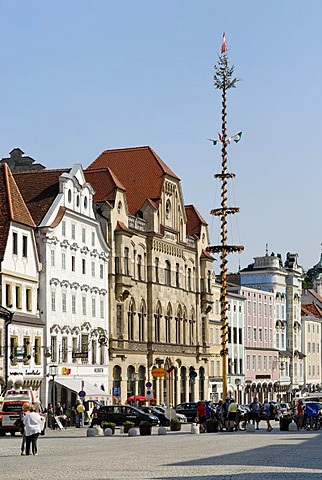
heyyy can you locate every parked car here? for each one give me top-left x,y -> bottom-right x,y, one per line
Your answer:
175,402 -> 198,422
279,402 -> 291,415
140,407 -> 169,426
93,405 -> 159,427
153,406 -> 188,424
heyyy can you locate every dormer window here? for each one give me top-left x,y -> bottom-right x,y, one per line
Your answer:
84,196 -> 88,209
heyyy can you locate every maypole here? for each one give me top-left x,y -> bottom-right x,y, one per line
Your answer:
207,33 -> 244,400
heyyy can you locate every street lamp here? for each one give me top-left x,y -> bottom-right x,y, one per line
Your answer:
49,364 -> 58,424
235,378 -> 241,404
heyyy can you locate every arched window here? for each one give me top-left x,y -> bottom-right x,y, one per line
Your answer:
128,302 -> 135,340
137,255 -> 142,280
165,304 -> 172,343
164,260 -> 171,286
155,304 -> 161,342
138,303 -> 145,341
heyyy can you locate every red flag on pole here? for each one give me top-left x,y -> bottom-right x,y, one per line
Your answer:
221,32 -> 227,54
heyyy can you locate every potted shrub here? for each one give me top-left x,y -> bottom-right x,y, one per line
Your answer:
206,417 -> 218,433
123,421 -> 135,433
170,417 -> 181,431
101,422 -> 116,434
139,420 -> 152,436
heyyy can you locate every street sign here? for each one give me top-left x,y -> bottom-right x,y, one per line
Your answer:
151,368 -> 166,378
113,387 -> 120,396
78,390 -> 86,398
72,352 -> 88,359
146,381 -> 152,388
306,403 -> 319,417
164,407 -> 176,420
146,390 -> 153,400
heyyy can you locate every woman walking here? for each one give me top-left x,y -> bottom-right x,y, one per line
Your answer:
20,403 -> 30,455
23,404 -> 41,456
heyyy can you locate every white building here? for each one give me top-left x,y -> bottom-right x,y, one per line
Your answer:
14,165 -> 110,408
0,163 -> 44,398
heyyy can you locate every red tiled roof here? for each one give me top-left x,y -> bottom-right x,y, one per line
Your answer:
301,303 -> 322,318
13,169 -> 68,226
307,289 -> 322,304
87,146 -> 179,215
84,167 -> 125,204
0,164 -> 35,261
185,204 -> 208,237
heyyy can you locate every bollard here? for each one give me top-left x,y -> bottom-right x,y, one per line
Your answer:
87,428 -> 96,437
158,426 -> 167,435
128,427 -> 138,437
104,428 -> 113,436
95,426 -> 104,436
288,421 -> 297,431
246,423 -> 255,432
190,424 -> 199,434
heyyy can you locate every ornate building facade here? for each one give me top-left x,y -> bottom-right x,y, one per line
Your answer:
86,146 -> 213,405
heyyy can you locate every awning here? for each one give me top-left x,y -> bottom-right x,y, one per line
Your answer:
55,378 -> 109,401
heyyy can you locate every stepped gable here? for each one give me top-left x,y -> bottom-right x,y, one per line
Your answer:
13,169 -> 68,226
0,164 -> 35,261
0,148 -> 45,171
87,146 -> 179,215
84,167 -> 126,205
185,204 -> 208,238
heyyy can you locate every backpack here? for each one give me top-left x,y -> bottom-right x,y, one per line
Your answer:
269,404 -> 277,416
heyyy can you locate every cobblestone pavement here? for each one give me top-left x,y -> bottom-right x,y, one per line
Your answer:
1,421 -> 322,480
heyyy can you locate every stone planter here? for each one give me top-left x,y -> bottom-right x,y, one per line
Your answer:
170,421 -> 181,431
139,424 -> 152,436
123,423 -> 135,434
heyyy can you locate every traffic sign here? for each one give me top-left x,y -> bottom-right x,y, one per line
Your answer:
306,403 -> 319,417
146,381 -> 152,388
113,387 -> 120,396
164,407 -> 176,420
78,390 -> 86,398
151,368 -> 166,378
146,390 -> 153,400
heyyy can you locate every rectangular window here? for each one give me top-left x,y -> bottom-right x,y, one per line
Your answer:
22,235 -> 27,257
82,258 -> 86,275
34,337 -> 41,365
100,299 -> 104,319
23,336 -> 30,365
82,228 -> 86,243
72,337 -> 78,363
216,360 -> 220,376
12,232 -> 18,255
137,255 -> 142,280
82,296 -> 86,315
5,284 -> 12,308
26,288 -> 32,312
62,252 -> 66,270
238,328 -> 242,345
71,224 -> 76,240
100,264 -> 104,279
91,339 -> 97,364
16,286 -> 22,309
259,328 -> 262,342
92,298 -> 96,317
247,326 -> 251,341
72,295 -> 76,314
51,250 -> 55,267
81,334 -> 88,364
124,248 -> 130,275
210,360 -> 214,377
62,292 -> 67,313
276,333 -> 280,349
233,327 -> 237,344
252,355 -> 256,371
247,355 -> 250,370
51,291 -> 56,312
62,337 -> 68,363
71,255 -> 75,272
155,257 -> 159,283
91,231 -> 95,247
253,328 -> 257,341
264,328 -> 268,342
269,356 -> 272,370
117,304 -> 122,337
10,336 -> 18,365
176,263 -> 180,288
62,220 -> 66,236
91,261 -> 95,277
210,327 -> 213,345
51,336 -> 57,362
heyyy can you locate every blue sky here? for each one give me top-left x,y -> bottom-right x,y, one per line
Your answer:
1,1 -> 321,274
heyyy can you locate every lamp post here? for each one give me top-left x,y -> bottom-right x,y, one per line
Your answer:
49,364 -> 58,425
235,378 -> 241,404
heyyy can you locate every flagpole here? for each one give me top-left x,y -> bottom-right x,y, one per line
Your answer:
207,35 -> 244,400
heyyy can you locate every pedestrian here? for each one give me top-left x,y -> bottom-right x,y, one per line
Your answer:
23,404 -> 41,456
222,397 -> 231,430
55,402 -> 66,428
76,400 -> 85,428
196,401 -> 207,433
263,398 -> 273,432
47,403 -> 54,429
249,397 -> 261,430
296,399 -> 304,430
216,400 -> 224,431
227,398 -> 238,431
18,402 -> 30,455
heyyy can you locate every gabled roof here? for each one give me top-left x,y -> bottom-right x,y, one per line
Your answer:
185,204 -> 208,237
306,289 -> 322,305
84,167 -> 125,204
0,163 -> 35,261
87,146 -> 179,215
301,303 -> 322,318
13,169 -> 68,226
